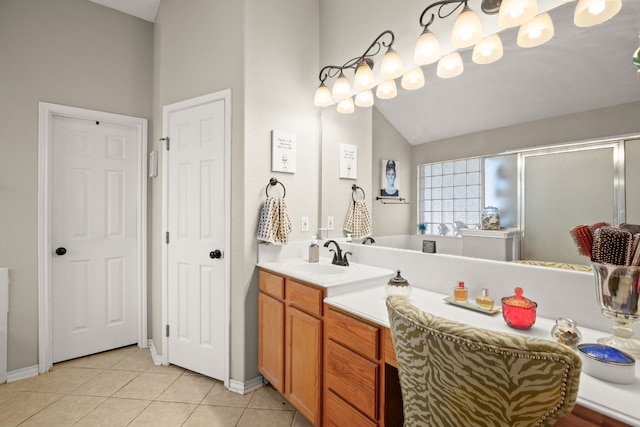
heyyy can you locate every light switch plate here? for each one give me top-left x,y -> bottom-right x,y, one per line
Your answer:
301,216 -> 309,232
327,216 -> 334,230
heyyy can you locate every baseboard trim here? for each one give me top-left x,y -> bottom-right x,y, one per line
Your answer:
7,365 -> 39,383
228,376 -> 264,395
147,339 -> 162,365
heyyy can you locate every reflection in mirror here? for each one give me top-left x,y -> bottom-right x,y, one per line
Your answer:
319,0 -> 640,262
416,154 -> 517,237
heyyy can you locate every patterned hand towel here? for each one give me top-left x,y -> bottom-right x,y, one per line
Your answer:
344,200 -> 372,239
257,197 -> 292,245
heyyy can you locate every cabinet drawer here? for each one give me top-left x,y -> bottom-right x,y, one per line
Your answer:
287,279 -> 323,317
325,340 -> 378,420
325,390 -> 377,427
259,270 -> 284,300
326,309 -> 379,360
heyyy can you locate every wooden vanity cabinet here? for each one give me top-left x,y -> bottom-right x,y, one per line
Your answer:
258,271 -> 285,393
261,272 -> 631,427
258,269 -> 324,427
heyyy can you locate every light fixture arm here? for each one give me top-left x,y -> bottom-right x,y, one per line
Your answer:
419,0 -> 468,29
317,30 -> 396,85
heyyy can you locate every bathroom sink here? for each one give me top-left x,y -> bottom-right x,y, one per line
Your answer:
286,263 -> 347,276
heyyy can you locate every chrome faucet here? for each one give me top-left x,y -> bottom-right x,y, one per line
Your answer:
323,240 -> 351,266
362,237 -> 376,245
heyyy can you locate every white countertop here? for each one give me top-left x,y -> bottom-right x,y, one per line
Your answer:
257,257 -> 394,297
325,285 -> 640,426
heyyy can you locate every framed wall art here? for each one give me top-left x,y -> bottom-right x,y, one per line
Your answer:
339,143 -> 357,179
381,159 -> 400,197
271,129 -> 296,173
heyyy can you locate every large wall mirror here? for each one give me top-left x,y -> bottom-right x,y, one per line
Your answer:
318,0 -> 640,265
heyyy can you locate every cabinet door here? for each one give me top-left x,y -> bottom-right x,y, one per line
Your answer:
258,292 -> 285,393
287,306 -> 322,426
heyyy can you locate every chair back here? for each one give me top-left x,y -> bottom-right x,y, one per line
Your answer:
386,296 -> 581,426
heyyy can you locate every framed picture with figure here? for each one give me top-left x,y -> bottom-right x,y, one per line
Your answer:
380,159 -> 400,197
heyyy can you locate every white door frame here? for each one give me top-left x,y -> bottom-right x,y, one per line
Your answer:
38,102 -> 148,373
161,90 -> 231,387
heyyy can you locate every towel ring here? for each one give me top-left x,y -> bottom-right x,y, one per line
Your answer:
352,184 -> 365,202
266,178 -> 286,198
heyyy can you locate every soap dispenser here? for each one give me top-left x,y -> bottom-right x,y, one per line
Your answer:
309,236 -> 319,263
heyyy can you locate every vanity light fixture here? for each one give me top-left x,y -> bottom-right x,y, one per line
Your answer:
412,0 -> 622,78
517,12 -> 554,48
314,30 -> 413,112
498,0 -> 538,28
437,51 -> 464,78
316,0 -> 623,111
401,66 -> 426,90
573,0 -> 622,28
472,34 -> 504,64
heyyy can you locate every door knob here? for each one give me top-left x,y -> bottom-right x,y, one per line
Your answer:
209,250 -> 222,259
55,247 -> 67,256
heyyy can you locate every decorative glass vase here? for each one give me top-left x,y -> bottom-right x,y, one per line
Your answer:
551,318 -> 582,348
481,206 -> 500,230
590,262 -> 640,357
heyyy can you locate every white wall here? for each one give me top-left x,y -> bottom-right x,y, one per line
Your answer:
0,0 -> 153,372
152,0 -> 245,370
155,0 -> 320,383
244,0 -> 320,381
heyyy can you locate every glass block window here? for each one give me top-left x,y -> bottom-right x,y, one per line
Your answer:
418,158 -> 482,236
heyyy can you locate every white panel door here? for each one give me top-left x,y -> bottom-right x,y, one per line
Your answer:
52,116 -> 139,363
167,98 -> 226,380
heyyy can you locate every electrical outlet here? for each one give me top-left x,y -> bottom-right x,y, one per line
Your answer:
327,216 -> 334,230
301,216 -> 309,232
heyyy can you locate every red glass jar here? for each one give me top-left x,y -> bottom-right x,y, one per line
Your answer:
502,287 -> 537,330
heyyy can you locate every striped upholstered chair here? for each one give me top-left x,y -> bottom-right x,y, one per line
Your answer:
386,296 -> 581,426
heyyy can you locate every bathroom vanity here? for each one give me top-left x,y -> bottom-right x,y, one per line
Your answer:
257,243 -> 640,427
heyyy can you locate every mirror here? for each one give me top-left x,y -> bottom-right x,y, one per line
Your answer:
318,0 -> 640,263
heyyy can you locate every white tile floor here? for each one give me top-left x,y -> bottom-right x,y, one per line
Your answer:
0,346 -> 313,427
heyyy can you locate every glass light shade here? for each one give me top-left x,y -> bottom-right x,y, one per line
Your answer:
517,12 -> 554,48
355,90 -> 374,107
498,0 -> 538,28
401,67 -> 425,90
436,51 -> 464,79
414,28 -> 442,65
331,71 -> 352,100
380,47 -> 404,80
354,60 -> 376,91
375,79 -> 398,100
451,6 -> 483,49
574,0 -> 621,27
313,83 -> 333,107
472,34 -> 504,64
336,97 -> 355,114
